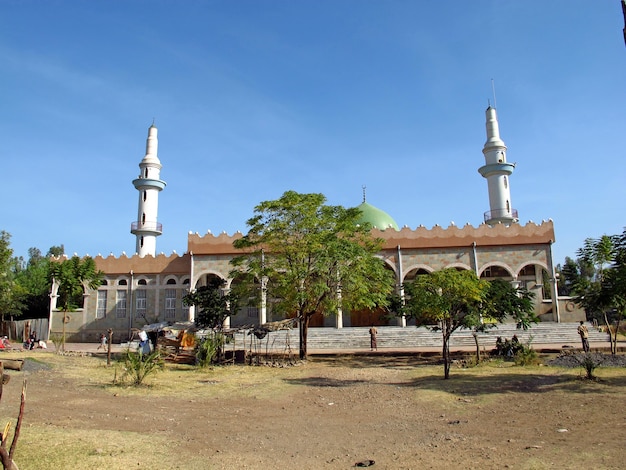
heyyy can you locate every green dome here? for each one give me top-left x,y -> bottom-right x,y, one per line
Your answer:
356,201 -> 399,231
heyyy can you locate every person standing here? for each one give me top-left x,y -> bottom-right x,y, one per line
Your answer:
369,326 -> 378,351
577,321 -> 590,352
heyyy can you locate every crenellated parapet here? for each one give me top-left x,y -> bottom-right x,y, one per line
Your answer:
187,230 -> 244,255
93,252 -> 191,274
374,220 -> 555,250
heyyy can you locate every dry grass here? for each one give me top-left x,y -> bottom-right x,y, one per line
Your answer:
1,350 -> 626,469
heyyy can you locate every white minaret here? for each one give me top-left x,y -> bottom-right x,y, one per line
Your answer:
131,123 -> 166,256
478,106 -> 518,225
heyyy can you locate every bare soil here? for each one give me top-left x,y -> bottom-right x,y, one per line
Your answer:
2,351 -> 626,469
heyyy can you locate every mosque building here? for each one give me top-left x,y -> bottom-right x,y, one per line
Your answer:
49,107 -> 582,342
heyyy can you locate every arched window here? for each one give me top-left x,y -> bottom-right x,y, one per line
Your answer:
118,279 -> 127,286
137,279 -> 147,286
166,278 -> 177,285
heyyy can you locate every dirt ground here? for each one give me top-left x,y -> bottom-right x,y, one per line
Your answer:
2,351 -> 626,469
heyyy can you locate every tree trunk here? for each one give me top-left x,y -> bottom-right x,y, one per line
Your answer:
299,314 -> 309,360
443,335 -> 451,380
106,329 -> 113,367
472,332 -> 481,363
61,310 -> 67,352
604,312 -> 616,355
442,321 -> 451,379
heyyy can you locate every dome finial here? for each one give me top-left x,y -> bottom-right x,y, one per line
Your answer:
362,185 -> 367,203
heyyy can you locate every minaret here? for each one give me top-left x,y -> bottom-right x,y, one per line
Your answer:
478,106 -> 518,225
131,123 -> 166,256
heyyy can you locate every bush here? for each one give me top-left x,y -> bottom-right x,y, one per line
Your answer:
118,349 -> 164,386
514,343 -> 540,366
195,333 -> 224,367
50,333 -> 65,354
573,352 -> 604,380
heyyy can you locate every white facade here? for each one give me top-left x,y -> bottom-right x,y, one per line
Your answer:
478,106 -> 518,225
131,124 -> 167,256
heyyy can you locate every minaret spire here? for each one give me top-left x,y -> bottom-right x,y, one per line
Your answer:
478,106 -> 518,225
131,123 -> 167,256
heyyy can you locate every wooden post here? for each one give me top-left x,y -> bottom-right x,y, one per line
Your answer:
107,328 -> 113,367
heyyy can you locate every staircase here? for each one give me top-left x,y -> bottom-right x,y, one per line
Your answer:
232,323 -> 609,353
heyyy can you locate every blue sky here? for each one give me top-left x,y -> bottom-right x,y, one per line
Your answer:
1,1 -> 625,266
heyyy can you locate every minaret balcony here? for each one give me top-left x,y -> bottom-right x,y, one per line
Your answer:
478,162 -> 515,178
132,177 -> 166,191
131,221 -> 163,235
484,208 -> 519,224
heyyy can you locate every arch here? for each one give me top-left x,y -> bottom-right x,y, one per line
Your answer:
515,262 -> 552,300
403,265 -> 433,283
193,272 -> 226,290
478,263 -> 514,279
349,261 -> 396,327
515,260 -> 549,276
136,278 -> 148,286
229,272 -> 262,327
444,263 -> 472,272
377,256 -> 397,274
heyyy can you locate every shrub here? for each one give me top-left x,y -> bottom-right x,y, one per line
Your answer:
49,333 -> 65,354
513,336 -> 540,366
118,349 -> 164,386
195,333 -> 224,367
573,352 -> 604,380
514,343 -> 540,366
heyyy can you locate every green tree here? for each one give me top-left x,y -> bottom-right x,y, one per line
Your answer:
562,233 -> 625,354
601,230 -> 626,354
49,256 -> 103,350
482,278 -> 537,330
14,247 -> 63,319
402,269 -> 537,379
183,277 -> 239,330
556,256 -> 594,296
232,191 -> 394,360
0,231 -> 24,321
183,277 -> 240,364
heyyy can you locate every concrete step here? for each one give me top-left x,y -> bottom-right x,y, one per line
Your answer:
231,323 -> 609,352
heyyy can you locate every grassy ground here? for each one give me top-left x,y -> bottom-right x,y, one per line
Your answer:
1,350 -> 625,469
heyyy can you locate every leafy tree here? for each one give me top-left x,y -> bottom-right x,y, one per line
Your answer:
231,191 -> 395,359
482,278 -> 537,329
49,256 -> 103,350
562,233 -> 626,354
602,230 -> 626,353
183,277 -> 240,363
402,269 -> 537,379
0,231 -> 24,321
183,277 -> 239,330
13,247 -> 63,319
556,256 -> 594,296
